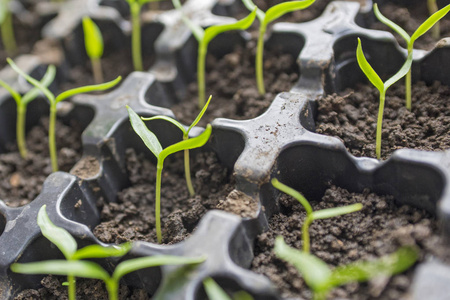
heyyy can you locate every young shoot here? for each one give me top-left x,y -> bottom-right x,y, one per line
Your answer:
141,95 -> 212,197
7,58 -> 121,172
274,236 -> 418,300
127,105 -> 212,244
82,16 -> 104,84
271,179 -> 362,253
125,0 -> 164,71
203,277 -> 254,300
172,0 -> 256,108
356,38 -> 413,159
0,64 -> 55,158
373,3 -> 450,110
0,0 -> 16,55
242,0 -> 316,95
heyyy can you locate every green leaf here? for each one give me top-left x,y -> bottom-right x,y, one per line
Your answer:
188,95 -> 211,135
10,260 -> 110,281
274,236 -> 331,292
7,58 -> 56,104
265,0 -> 315,26
141,115 -> 187,136
271,178 -> 312,215
203,9 -> 256,46
37,205 -> 77,260
72,242 -> 132,260
312,203 -> 362,220
373,4 -> 410,44
0,79 -> 21,105
127,105 -> 163,158
327,246 -> 418,289
0,0 -> 7,24
233,291 -> 254,300
203,277 -> 232,300
384,51 -> 413,90
113,255 -> 206,282
159,124 -> 212,163
241,0 -> 265,22
22,65 -> 56,105
82,16 -> 104,59
411,4 -> 450,45
171,0 -> 182,9
55,76 -> 121,103
356,38 -> 384,93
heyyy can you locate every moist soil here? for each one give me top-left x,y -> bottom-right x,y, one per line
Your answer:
0,116 -> 82,207
251,185 -> 449,300
315,81 -> 450,159
369,2 -> 450,51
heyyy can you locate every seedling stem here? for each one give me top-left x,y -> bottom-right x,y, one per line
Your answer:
0,0 -> 17,55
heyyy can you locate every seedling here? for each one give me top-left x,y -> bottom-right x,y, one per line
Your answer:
11,206 -> 205,300
356,38 -> 413,159
141,95 -> 212,197
428,0 -> 440,40
125,0 -> 164,71
203,277 -> 254,300
271,179 -> 362,253
274,236 -> 418,300
82,16 -> 104,84
373,3 -> 450,110
0,0 -> 17,55
7,58 -> 121,172
172,0 -> 256,108
127,106 -> 212,243
242,0 -> 316,95
0,64 -> 55,158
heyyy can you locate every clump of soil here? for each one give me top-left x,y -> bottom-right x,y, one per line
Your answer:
251,186 -> 448,299
369,2 -> 450,51
0,117 -> 83,207
93,148 -> 257,245
315,81 -> 450,159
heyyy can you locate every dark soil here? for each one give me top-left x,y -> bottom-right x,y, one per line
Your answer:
0,117 -> 83,207
93,148 -> 257,245
251,186 -> 448,300
370,2 -> 450,50
315,81 -> 450,159
171,42 -> 299,126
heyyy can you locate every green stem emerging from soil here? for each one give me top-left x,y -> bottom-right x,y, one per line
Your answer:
16,103 -> 27,158
256,25 -> 266,95
131,1 -> 143,71
184,147 -> 195,197
68,274 -> 75,300
376,92 -> 386,160
197,43 -> 207,109
90,57 -> 104,85
302,216 -> 313,253
49,103 -> 58,172
106,279 -> 119,300
405,69 -> 412,111
1,11 -> 17,55
156,161 -> 163,243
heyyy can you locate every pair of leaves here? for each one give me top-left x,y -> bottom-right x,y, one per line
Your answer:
274,236 -> 418,297
82,17 -> 103,59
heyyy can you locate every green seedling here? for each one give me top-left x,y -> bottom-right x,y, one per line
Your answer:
0,0 -> 17,55
0,64 -> 55,158
203,277 -> 254,300
373,3 -> 450,111
271,179 -> 362,253
11,205 -> 132,300
127,106 -> 212,244
356,38 -> 413,159
274,236 -> 418,300
125,0 -> 164,71
172,0 -> 256,108
11,206 -> 205,300
428,0 -> 440,40
242,0 -> 315,95
82,16 -> 104,84
7,58 -> 121,172
141,95 -> 212,197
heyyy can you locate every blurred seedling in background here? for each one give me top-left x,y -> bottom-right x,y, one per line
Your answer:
82,16 -> 104,84
0,0 -> 17,55
203,277 -> 254,300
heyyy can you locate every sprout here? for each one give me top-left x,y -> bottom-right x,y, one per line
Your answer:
7,58 -> 121,172
356,38 -> 413,159
142,95 -> 211,197
274,236 -> 418,300
172,0 -> 256,108
373,3 -> 450,110
0,0 -> 16,55
203,277 -> 254,300
82,16 -> 104,84
428,0 -> 440,40
127,105 -> 212,243
11,206 -> 205,300
0,64 -> 55,158
271,179 -> 362,253
242,0 -> 316,95
125,0 -> 164,71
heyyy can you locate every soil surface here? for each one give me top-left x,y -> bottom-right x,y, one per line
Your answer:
251,186 -> 449,300
93,148 -> 257,245
315,81 -> 450,159
369,2 -> 450,50
0,117 -> 83,207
